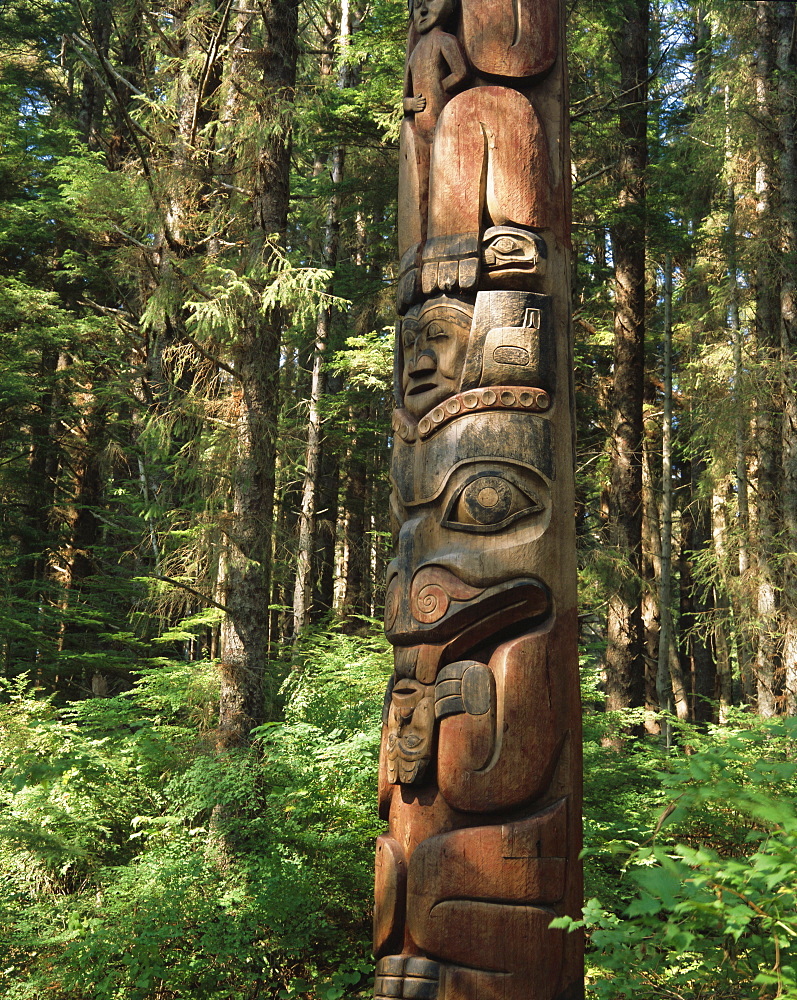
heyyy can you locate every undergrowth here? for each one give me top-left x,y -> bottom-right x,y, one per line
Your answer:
2,629 -> 796,998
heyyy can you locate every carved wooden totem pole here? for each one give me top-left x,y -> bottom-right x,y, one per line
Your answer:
373,0 -> 582,997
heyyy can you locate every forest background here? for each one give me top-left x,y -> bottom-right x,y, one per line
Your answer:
1,0 -> 797,997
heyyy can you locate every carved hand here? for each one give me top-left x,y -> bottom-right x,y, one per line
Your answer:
434,660 -> 493,719
404,94 -> 427,114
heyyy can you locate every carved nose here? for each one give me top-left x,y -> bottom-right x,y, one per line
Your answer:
408,352 -> 437,378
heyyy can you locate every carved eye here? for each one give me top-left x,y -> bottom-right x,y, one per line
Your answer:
492,236 -> 520,255
402,323 -> 419,349
425,321 -> 446,340
443,472 -> 544,533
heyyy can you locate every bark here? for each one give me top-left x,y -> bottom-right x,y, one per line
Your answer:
10,347 -> 62,673
218,0 -> 299,745
18,347 -> 60,589
752,1 -> 782,717
340,408 -> 369,627
711,487 -> 734,722
658,257 -> 689,725
605,0 -> 648,711
77,0 -> 112,149
60,396 -> 113,696
312,434 -> 341,620
775,0 -> 797,714
641,406 -> 661,729
677,5 -> 715,724
726,82 -> 756,705
678,468 -> 715,723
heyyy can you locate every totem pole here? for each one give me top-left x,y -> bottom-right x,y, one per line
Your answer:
373,0 -> 582,996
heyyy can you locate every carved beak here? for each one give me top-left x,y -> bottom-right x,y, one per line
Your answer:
385,568 -> 550,649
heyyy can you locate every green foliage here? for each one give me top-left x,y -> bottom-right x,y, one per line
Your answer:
580,717 -> 797,999
0,625 -> 389,999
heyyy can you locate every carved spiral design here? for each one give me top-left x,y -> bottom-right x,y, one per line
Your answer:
412,582 -> 450,624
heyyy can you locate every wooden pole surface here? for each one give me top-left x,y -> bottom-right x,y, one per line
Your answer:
375,0 -> 583,995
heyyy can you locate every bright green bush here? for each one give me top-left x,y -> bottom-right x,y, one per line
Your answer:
578,716 -> 797,999
0,623 -> 391,999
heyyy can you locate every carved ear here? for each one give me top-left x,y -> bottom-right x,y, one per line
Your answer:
460,290 -> 555,394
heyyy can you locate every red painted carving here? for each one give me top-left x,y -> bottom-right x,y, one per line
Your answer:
459,0 -> 558,78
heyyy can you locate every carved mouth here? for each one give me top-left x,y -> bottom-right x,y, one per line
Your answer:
406,381 -> 438,396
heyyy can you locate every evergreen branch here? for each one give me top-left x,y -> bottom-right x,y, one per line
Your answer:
182,334 -> 240,381
78,297 -> 140,334
69,36 -> 157,144
574,165 -> 613,189
74,0 -> 183,255
189,0 -> 237,148
138,9 -> 183,57
153,576 -> 231,614
71,32 -> 146,97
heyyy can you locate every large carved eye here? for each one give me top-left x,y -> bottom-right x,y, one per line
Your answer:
424,321 -> 447,341
443,471 -> 544,533
491,236 -> 521,256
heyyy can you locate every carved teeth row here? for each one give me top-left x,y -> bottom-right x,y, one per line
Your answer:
414,386 -> 550,439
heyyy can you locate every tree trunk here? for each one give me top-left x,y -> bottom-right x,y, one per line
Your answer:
218,0 -> 299,745
752,1 -> 782,717
726,82 -> 756,705
605,0 -> 649,711
312,438 -> 341,620
775,0 -> 797,714
340,407 -> 369,627
293,0 -> 355,639
641,409 -> 661,730
658,256 -> 689,726
711,486 -> 734,722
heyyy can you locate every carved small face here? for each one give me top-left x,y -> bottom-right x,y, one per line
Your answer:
481,227 -> 548,288
400,298 -> 472,418
385,679 -> 435,784
412,0 -> 456,33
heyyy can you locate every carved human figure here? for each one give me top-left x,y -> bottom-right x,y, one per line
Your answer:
398,0 -> 468,260
397,0 -> 555,311
404,0 -> 468,137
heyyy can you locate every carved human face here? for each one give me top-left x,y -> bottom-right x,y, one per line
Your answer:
412,0 -> 456,33
400,298 -> 472,419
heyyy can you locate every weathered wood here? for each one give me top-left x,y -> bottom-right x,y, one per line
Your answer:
375,0 -> 582,995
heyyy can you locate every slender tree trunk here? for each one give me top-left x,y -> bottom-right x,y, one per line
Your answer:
711,486 -> 734,722
340,407 -> 369,627
605,0 -> 649,711
312,439 -> 340,619
658,256 -> 689,726
725,85 -> 756,706
641,411 -> 662,730
775,0 -> 797,714
753,1 -> 782,717
77,0 -> 112,150
60,395 -> 113,696
675,5 -> 716,724
293,0 -> 355,639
